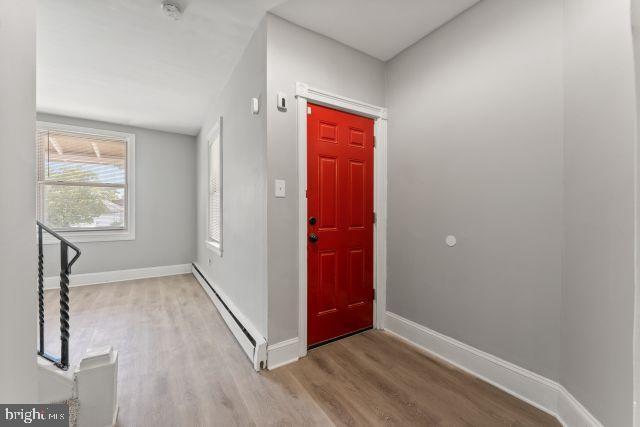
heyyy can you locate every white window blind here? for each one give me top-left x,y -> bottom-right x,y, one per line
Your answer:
36,125 -> 130,232
207,120 -> 222,252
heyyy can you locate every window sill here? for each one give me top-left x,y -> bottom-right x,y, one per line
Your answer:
42,229 -> 135,245
206,240 -> 223,257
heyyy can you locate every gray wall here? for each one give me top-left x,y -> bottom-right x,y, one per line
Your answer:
562,0 -> 637,424
38,114 -> 197,276
196,20 -> 269,337
0,0 -> 38,402
385,0 -> 563,381
265,14 -> 386,343
385,0 -> 640,422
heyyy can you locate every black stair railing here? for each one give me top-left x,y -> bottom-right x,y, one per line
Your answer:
37,221 -> 81,370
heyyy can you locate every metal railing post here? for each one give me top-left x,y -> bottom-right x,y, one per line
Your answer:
38,226 -> 44,356
57,241 -> 70,370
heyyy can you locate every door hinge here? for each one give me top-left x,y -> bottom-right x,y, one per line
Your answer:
373,135 -> 376,148
308,107 -> 312,115
373,289 -> 376,300
372,212 -> 377,224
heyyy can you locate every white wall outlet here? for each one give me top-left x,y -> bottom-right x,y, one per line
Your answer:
277,92 -> 287,111
275,179 -> 286,198
251,97 -> 259,115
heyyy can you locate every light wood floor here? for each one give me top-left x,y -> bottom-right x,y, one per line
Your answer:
44,274 -> 560,426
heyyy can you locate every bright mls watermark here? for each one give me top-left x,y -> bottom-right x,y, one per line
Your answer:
0,405 -> 67,426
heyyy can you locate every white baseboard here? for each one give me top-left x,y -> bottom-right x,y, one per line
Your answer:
384,311 -> 602,427
44,264 -> 192,289
191,263 -> 267,371
267,338 -> 300,370
556,384 -> 604,427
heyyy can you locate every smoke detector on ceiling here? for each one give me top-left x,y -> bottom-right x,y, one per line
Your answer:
160,1 -> 182,20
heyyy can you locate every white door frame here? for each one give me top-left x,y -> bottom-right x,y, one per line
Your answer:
295,82 -> 388,358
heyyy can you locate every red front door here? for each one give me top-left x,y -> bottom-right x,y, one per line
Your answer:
307,103 -> 374,347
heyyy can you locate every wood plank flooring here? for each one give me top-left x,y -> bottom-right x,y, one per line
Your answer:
43,274 -> 560,426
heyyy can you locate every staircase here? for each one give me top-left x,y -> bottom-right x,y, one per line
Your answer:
36,221 -> 119,427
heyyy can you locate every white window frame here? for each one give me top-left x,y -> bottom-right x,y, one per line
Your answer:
206,118 -> 223,256
36,121 -> 136,244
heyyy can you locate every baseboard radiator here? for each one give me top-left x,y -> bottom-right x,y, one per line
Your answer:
191,263 -> 267,370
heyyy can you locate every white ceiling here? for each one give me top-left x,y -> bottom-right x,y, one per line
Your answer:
37,0 -> 480,136
37,0 -> 284,135
271,0 -> 481,61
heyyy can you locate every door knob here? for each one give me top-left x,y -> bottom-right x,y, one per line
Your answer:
308,233 -> 319,243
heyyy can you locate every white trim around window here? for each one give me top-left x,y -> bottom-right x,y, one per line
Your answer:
36,121 -> 136,244
206,118 -> 223,257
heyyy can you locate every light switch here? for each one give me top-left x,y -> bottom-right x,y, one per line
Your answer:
275,179 -> 286,198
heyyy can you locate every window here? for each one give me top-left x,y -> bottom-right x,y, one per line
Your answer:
36,122 -> 135,243
207,118 -> 222,255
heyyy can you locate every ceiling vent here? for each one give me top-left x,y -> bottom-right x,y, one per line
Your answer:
160,1 -> 182,20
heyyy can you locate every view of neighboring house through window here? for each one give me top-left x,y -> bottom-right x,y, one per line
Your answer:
36,122 -> 135,241
207,118 -> 222,254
